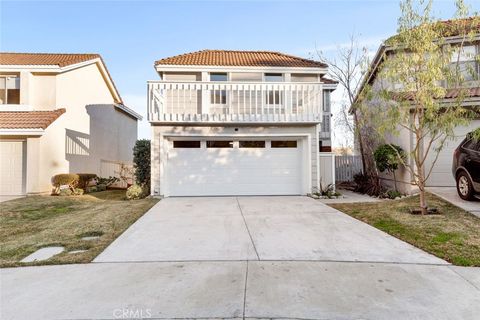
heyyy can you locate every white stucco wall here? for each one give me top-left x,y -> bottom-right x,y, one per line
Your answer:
16,63 -> 137,194
151,124 -> 320,197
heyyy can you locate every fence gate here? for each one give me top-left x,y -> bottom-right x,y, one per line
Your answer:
335,155 -> 362,182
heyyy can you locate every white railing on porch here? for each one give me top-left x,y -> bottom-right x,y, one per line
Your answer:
147,81 -> 323,123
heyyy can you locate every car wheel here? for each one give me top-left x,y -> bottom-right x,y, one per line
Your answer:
456,171 -> 474,200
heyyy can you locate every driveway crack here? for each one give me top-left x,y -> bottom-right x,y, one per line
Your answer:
236,197 -> 260,260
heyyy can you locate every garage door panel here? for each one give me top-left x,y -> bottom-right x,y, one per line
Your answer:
167,140 -> 302,196
0,141 -> 24,195
426,120 -> 480,187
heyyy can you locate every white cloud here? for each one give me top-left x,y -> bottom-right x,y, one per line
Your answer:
122,93 -> 150,140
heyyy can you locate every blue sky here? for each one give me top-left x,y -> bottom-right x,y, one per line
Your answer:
1,0 -> 474,143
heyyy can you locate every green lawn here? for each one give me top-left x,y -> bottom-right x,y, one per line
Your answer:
330,193 -> 480,266
0,190 -> 159,268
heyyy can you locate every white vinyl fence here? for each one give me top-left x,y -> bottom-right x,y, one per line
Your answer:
319,153 -> 336,188
335,155 -> 363,182
100,160 -> 134,188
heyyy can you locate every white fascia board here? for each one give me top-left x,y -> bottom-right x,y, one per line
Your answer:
155,65 -> 328,74
115,103 -> 143,120
323,84 -> 338,90
0,128 -> 44,136
162,132 -> 311,138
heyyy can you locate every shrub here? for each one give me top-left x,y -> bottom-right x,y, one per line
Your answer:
126,184 -> 148,200
374,144 -> 406,191
51,174 -> 79,194
133,140 -> 151,189
353,172 -> 384,196
74,188 -> 84,196
86,186 -> 98,193
95,176 -> 119,189
77,173 -> 97,190
59,188 -> 73,196
385,190 -> 402,199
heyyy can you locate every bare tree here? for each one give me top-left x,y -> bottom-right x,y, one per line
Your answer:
316,35 -> 377,176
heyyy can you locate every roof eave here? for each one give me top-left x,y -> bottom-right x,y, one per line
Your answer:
154,64 -> 328,73
115,104 -> 143,120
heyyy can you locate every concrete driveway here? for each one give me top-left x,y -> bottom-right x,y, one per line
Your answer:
429,187 -> 480,217
94,196 -> 444,264
2,196 -> 479,319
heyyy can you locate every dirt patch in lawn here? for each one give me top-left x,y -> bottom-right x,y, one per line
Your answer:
330,193 -> 480,266
0,190 -> 159,268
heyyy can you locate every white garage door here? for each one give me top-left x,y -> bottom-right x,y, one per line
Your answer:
166,139 -> 302,196
0,141 -> 25,195
426,120 -> 480,186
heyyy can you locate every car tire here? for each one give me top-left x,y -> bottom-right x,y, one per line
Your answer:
456,171 -> 474,200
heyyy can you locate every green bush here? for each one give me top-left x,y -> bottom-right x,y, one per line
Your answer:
374,144 -> 406,191
386,190 -> 402,199
133,140 -> 151,189
96,184 -> 107,192
126,184 -> 148,200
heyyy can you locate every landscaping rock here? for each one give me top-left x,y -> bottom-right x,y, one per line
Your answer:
20,247 -> 64,263
68,250 -> 88,254
82,236 -> 100,241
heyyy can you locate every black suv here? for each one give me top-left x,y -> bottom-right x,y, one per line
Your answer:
452,132 -> 480,200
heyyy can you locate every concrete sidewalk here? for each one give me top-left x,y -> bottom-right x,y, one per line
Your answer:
1,261 -> 479,320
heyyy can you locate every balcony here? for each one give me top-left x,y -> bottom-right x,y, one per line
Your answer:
147,81 -> 323,123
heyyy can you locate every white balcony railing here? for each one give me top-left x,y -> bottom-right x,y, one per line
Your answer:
148,81 -> 323,123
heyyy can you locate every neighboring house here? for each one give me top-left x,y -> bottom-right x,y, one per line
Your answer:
0,53 -> 142,195
354,20 -> 480,193
148,49 -> 337,197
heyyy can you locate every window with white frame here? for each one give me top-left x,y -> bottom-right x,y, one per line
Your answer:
450,44 -> 479,82
264,73 -> 283,82
210,73 -> 227,106
323,90 -> 331,112
0,75 -> 20,104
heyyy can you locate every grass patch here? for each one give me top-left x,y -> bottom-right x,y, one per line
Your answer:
330,193 -> 480,266
0,190 -> 159,268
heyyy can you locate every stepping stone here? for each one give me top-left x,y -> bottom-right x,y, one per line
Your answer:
68,250 -> 87,254
20,247 -> 64,263
82,236 -> 100,241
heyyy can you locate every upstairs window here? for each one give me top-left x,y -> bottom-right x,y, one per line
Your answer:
0,76 -> 20,104
210,73 -> 228,81
264,73 -> 283,82
210,73 -> 227,105
450,45 -> 478,82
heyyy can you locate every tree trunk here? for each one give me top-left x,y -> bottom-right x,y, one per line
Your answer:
353,110 -> 367,174
417,149 -> 428,215
393,170 -> 398,192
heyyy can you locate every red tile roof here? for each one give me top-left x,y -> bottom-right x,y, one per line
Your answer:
0,109 -> 66,129
155,50 -> 327,68
0,53 -> 100,67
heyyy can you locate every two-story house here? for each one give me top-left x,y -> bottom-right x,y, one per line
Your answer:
148,50 -> 337,197
0,53 -> 142,196
354,19 -> 480,193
